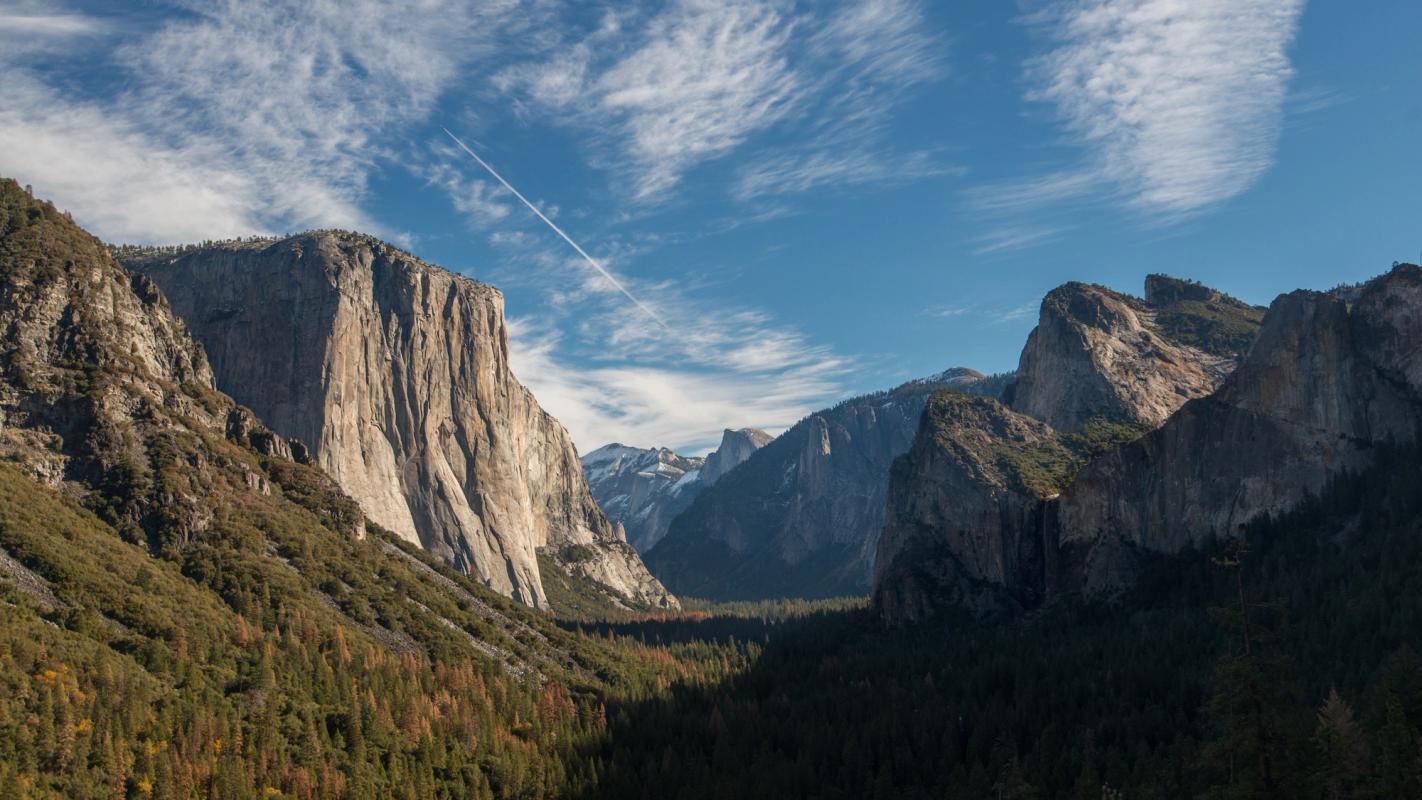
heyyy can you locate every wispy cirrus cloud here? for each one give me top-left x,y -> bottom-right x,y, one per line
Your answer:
497,1 -> 802,200
1028,0 -> 1307,218
962,169 -> 1097,216
733,149 -> 960,201
1,0 -> 905,450
0,1 -> 107,48
509,308 -> 849,453
970,224 -> 1072,256
0,0 -> 542,243
443,192 -> 850,451
497,0 -> 949,204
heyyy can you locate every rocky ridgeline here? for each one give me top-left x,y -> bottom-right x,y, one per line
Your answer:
1005,277 -> 1259,432
582,427 -> 770,553
874,267 -> 1422,623
0,177 -> 364,549
647,367 -> 1005,600
122,232 -> 675,611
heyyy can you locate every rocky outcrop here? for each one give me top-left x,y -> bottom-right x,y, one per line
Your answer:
700,427 -> 773,485
0,177 -> 361,549
582,427 -> 770,553
1005,278 -> 1262,432
123,232 -> 674,611
873,393 -> 1065,623
874,265 -> 1422,624
647,368 -> 1005,600
1058,267 -> 1422,593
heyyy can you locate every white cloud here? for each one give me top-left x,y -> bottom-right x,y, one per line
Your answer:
508,307 -> 849,452
474,223 -> 848,451
597,0 -> 801,198
0,4 -> 105,44
421,155 -> 514,228
962,169 -> 1098,215
3,0 -> 869,451
498,0 -> 801,200
0,76 -> 264,242
970,224 -> 1072,256
0,0 -> 541,243
1029,0 -> 1306,217
498,0 -> 948,203
733,144 -> 957,201
990,302 -> 1039,325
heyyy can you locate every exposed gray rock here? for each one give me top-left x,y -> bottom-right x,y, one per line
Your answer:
124,232 -> 675,611
873,265 -> 1422,624
700,427 -> 773,485
873,393 -> 1063,623
1006,279 -> 1260,432
582,427 -> 770,553
648,368 -> 1005,600
1058,267 -> 1422,591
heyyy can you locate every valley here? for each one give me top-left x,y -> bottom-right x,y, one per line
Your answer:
2,174 -> 1420,800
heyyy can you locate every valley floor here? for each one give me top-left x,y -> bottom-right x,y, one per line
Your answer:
6,452 -> 1422,799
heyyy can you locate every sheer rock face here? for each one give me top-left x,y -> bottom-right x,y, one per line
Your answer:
873,393 -> 1062,623
873,265 -> 1422,624
582,428 -> 769,553
647,369 -> 1006,600
125,232 -> 675,610
700,427 -> 773,485
1058,267 -> 1422,591
1006,281 -> 1247,432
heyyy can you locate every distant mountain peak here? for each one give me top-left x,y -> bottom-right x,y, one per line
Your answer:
581,428 -> 770,553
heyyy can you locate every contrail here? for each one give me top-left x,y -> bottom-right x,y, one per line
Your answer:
441,127 -> 667,328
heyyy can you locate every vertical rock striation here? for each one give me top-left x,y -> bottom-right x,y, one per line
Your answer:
1057,267 -> 1422,595
874,266 -> 1422,623
647,368 -> 1005,600
123,232 -> 674,610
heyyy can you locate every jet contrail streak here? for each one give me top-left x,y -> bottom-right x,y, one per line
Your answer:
442,127 -> 667,328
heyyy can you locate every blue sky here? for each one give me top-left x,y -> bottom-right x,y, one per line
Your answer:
2,0 -> 1419,453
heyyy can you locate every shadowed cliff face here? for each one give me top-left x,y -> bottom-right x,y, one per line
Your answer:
1059,267 -> 1422,592
582,428 -> 770,553
874,265 -> 1422,624
124,232 -> 674,611
873,393 -> 1064,623
648,369 -> 1005,601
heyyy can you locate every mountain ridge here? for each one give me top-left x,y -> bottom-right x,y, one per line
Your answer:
874,264 -> 1422,623
646,368 -> 1006,600
121,229 -> 675,611
582,427 -> 771,552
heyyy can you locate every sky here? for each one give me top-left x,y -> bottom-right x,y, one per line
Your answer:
2,0 -> 1419,454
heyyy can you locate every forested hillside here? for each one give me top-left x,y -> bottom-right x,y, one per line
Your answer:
577,446 -> 1422,799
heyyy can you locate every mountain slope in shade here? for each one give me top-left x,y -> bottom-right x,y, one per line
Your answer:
874,265 -> 1422,623
120,232 -> 674,611
647,368 -> 1004,600
582,427 -> 770,553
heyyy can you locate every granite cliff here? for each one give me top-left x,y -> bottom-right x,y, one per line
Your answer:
582,427 -> 770,553
122,232 -> 674,611
647,368 -> 1003,600
874,266 -> 1422,623
1005,276 -> 1263,432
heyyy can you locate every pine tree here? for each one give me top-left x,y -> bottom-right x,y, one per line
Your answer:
1313,689 -> 1368,799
